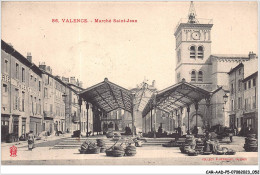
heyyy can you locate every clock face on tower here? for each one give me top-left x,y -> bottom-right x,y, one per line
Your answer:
191,31 -> 201,40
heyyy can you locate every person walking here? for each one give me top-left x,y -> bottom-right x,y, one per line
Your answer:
28,131 -> 35,150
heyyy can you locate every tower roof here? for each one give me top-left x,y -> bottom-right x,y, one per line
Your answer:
188,1 -> 199,24
174,2 -> 213,35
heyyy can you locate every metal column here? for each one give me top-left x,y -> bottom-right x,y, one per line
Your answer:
195,102 -> 199,127
187,105 -> 190,134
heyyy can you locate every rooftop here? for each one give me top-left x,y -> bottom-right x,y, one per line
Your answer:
211,54 -> 248,58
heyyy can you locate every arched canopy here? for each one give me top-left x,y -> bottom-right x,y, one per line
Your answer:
142,79 -> 211,117
79,78 -> 133,113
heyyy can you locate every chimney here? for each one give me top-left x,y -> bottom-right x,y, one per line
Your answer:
46,66 -> 52,74
79,81 -> 83,88
39,62 -> 46,71
8,43 -> 13,48
70,77 -> 76,85
62,77 -> 69,83
27,52 -> 32,62
152,80 -> 156,87
249,51 -> 257,59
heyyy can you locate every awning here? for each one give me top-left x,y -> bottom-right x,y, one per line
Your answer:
142,79 -> 211,117
79,78 -> 133,113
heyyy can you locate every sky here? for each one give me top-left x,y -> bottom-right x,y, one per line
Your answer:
1,1 -> 258,90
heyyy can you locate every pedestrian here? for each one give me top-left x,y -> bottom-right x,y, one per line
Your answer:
229,134 -> 233,142
28,131 -> 35,150
233,126 -> 237,136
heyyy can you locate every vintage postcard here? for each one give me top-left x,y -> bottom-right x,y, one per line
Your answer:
1,1 -> 259,174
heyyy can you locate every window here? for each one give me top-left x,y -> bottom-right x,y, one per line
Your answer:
34,97 -> 37,114
248,80 -> 251,89
39,81 -> 41,91
22,67 -> 25,82
198,71 -> 203,82
191,71 -> 196,82
44,88 -> 48,98
248,97 -> 251,110
231,83 -> 234,94
247,118 -> 252,127
14,89 -> 19,110
2,84 -> 8,93
238,97 -> 241,109
22,92 -> 25,112
253,78 -> 256,87
39,99 -> 41,114
177,49 -> 181,62
34,78 -> 37,82
15,63 -> 19,79
238,68 -> 241,75
31,95 -> 33,113
238,79 -> 241,91
231,100 -> 234,111
244,82 -> 247,90
197,46 -> 204,59
4,60 -> 8,73
252,96 -> 256,108
245,98 -> 248,111
190,46 -> 196,59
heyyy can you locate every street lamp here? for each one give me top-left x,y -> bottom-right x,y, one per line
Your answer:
78,98 -> 82,137
131,92 -> 136,137
86,103 -> 89,137
223,94 -> 228,104
153,92 -> 158,138
222,93 -> 228,111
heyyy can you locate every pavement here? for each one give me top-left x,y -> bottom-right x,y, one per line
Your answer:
1,133 -> 71,148
1,136 -> 258,165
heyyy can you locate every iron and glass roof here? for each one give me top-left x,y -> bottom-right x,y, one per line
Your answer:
142,79 -> 211,117
79,78 -> 133,113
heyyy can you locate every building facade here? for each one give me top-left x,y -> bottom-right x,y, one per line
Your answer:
66,81 -> 93,134
228,55 -> 258,135
1,41 -> 93,142
243,72 -> 258,135
172,2 -> 256,132
39,64 -> 67,134
1,40 -> 43,141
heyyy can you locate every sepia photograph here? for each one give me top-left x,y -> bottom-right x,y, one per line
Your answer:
1,0 -> 259,174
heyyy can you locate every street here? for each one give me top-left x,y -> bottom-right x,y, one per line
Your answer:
1,136 -> 258,165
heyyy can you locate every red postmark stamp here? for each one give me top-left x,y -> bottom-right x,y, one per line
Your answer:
10,145 -> 17,157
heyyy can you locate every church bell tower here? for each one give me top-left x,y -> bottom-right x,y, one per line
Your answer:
174,1 -> 213,91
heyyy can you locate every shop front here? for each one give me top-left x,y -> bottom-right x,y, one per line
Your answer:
12,115 -> 19,136
43,117 -> 54,135
243,112 -> 258,135
1,114 -> 10,141
21,117 -> 26,137
30,116 -> 42,136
